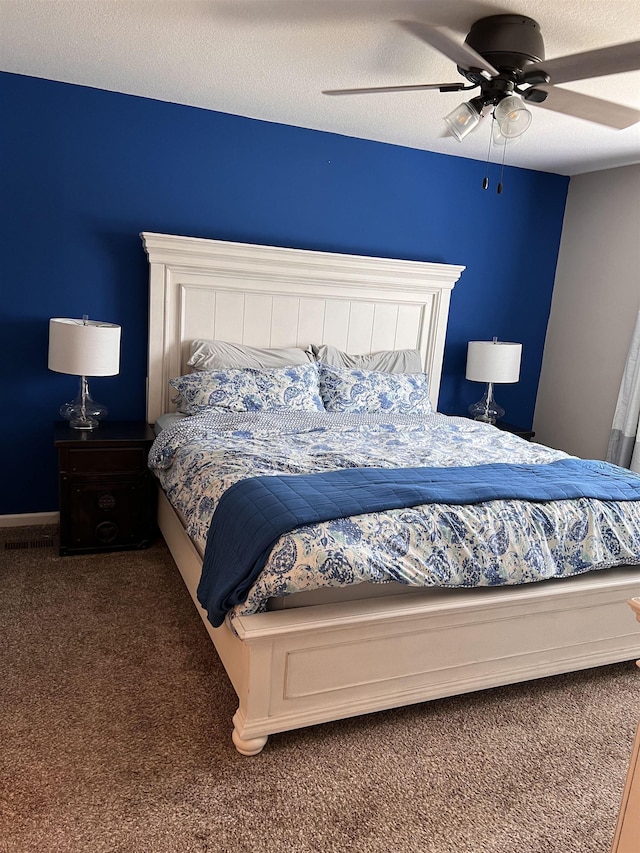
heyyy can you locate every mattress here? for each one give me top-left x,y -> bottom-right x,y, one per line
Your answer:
153,412 -> 187,435
148,410 -> 640,626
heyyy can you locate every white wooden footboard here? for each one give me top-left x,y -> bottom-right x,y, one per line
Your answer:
158,490 -> 640,755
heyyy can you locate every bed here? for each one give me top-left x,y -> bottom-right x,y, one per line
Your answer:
141,230 -> 640,755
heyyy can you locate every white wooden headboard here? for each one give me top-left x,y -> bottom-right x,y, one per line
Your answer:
141,232 -> 465,423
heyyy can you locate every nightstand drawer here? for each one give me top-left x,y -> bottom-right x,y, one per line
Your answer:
67,446 -> 146,475
60,478 -> 156,554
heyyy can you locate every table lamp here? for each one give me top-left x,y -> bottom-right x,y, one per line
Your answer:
466,337 -> 522,424
48,315 -> 121,429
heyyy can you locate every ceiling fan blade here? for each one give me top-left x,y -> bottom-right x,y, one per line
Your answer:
536,41 -> 640,85
323,82 -> 466,95
531,86 -> 640,129
395,20 -> 499,78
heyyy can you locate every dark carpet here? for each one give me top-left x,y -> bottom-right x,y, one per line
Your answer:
1,525 -> 638,853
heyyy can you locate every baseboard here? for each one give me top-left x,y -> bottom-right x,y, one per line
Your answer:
0,512 -> 59,528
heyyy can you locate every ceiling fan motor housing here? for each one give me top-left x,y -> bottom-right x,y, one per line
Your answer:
462,14 -> 545,80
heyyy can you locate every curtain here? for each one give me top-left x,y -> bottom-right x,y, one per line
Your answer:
607,310 -> 640,473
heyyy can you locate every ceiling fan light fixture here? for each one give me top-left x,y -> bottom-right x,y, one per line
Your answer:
494,94 -> 532,138
443,98 -> 484,141
492,121 -> 522,146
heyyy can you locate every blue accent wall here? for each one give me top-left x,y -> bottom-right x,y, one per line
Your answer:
0,72 -> 569,514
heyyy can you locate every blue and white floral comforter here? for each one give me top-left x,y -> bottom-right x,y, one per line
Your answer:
148,411 -> 640,621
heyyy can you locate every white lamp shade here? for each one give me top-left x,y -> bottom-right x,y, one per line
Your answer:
466,340 -> 522,384
48,318 -> 121,377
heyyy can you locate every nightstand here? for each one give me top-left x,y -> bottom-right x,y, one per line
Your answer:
55,421 -> 157,556
494,421 -> 536,441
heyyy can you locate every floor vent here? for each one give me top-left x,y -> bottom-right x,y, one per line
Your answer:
4,538 -> 56,551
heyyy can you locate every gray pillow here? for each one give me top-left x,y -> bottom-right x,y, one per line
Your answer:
310,344 -> 423,374
188,339 -> 313,371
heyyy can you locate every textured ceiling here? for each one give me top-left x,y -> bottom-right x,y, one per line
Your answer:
1,0 -> 640,175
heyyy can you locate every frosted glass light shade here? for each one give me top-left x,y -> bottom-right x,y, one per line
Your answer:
492,121 -> 522,147
444,102 -> 481,141
48,318 -> 121,377
494,95 -> 532,139
466,340 -> 522,384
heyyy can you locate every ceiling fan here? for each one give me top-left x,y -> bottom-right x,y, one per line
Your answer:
323,15 -> 640,142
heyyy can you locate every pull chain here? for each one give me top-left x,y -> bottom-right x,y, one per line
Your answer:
497,135 -> 508,194
482,116 -> 494,190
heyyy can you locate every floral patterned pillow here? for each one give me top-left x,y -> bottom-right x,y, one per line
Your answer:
170,369 -> 260,414
170,363 -> 323,415
318,363 -> 432,415
254,363 -> 324,411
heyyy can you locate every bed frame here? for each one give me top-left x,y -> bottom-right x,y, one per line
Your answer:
142,231 -> 640,755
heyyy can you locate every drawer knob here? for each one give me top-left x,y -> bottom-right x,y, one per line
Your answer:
95,521 -> 118,543
97,493 -> 117,511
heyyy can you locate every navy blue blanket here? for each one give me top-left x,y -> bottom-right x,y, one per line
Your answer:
197,458 -> 640,627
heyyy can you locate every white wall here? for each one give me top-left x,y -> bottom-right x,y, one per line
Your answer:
534,164 -> 640,459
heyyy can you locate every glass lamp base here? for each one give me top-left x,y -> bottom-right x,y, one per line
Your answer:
468,382 -> 505,425
60,376 -> 108,430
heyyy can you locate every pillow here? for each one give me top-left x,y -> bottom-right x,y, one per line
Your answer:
318,363 -> 432,415
170,363 -> 323,415
188,339 -> 313,371
309,344 -> 423,374
255,363 -> 323,412
170,369 -> 261,414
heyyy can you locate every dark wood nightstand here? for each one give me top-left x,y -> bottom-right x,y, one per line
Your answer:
494,421 -> 536,441
55,421 -> 157,556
